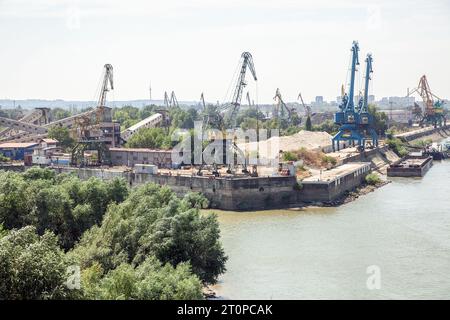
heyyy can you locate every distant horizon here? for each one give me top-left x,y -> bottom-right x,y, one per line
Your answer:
1,1 -> 449,105
1,95 -> 443,110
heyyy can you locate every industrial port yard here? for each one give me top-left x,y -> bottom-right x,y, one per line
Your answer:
2,0 -> 450,308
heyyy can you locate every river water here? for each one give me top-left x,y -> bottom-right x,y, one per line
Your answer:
211,158 -> 450,299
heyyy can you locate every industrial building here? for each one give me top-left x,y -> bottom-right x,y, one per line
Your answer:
109,147 -> 172,168
120,113 -> 163,141
31,139 -> 64,165
0,142 -> 39,160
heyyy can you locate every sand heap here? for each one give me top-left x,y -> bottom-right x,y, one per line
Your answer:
239,130 -> 332,152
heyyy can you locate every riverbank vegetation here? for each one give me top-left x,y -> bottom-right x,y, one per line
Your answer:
0,167 -> 227,299
411,138 -> 433,148
282,148 -> 337,168
365,173 -> 382,185
386,136 -> 408,157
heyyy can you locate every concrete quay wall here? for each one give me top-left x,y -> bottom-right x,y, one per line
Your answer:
0,165 -> 372,211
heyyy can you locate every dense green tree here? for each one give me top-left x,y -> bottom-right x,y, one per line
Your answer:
70,183 -> 227,285
125,127 -> 172,149
50,108 -> 72,121
47,126 -> 75,150
0,171 -> 30,229
305,116 -> 312,131
140,105 -> 159,120
0,169 -> 130,249
0,168 -> 226,299
141,209 -> 226,284
312,119 -> 339,135
235,108 -> 265,127
170,108 -> 198,129
368,104 -> 388,136
0,226 -> 77,299
23,166 -> 56,181
112,106 -> 141,129
106,177 -> 129,204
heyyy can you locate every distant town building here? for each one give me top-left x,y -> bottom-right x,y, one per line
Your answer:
378,96 -> 415,107
388,96 -> 415,106
315,96 -> 324,104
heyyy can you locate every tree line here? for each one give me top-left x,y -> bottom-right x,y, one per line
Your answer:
0,167 -> 227,299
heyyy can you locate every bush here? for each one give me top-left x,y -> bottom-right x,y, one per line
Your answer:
321,155 -> 337,167
387,138 -> 408,157
412,139 -> 432,148
282,151 -> 298,162
82,257 -> 203,300
289,148 -> 337,169
0,154 -> 10,162
293,182 -> 302,190
365,173 -> 381,185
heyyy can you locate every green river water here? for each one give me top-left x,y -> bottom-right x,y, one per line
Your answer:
210,157 -> 450,299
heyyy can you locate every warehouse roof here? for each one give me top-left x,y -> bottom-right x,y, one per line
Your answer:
41,138 -> 58,144
0,142 -> 39,149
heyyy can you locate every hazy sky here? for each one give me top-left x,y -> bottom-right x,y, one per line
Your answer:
1,0 -> 449,104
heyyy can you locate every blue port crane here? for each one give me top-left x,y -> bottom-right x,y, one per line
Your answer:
332,41 -> 378,151
358,53 -> 378,146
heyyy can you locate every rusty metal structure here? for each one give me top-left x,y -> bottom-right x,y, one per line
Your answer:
408,75 -> 446,127
70,64 -> 117,166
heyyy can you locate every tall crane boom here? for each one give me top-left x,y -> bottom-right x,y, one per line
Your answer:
340,41 -> 360,113
164,91 -> 170,108
246,92 -> 253,107
200,93 -> 206,111
170,91 -> 179,108
418,75 -> 434,115
298,92 -> 311,117
98,64 -> 113,108
273,88 -> 292,118
227,52 -> 257,127
361,53 -> 373,114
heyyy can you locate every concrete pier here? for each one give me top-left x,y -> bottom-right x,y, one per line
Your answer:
43,163 -> 371,210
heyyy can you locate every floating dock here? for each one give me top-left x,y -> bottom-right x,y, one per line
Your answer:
387,155 -> 433,177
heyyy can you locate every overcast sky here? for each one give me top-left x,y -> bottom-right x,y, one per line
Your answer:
1,0 -> 449,104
